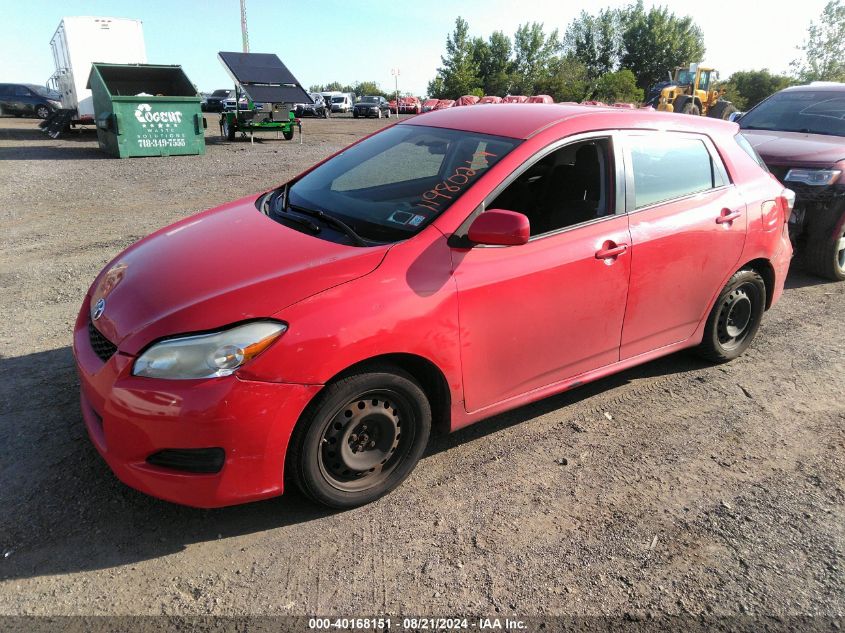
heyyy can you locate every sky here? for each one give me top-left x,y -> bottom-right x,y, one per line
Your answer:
0,0 -> 829,97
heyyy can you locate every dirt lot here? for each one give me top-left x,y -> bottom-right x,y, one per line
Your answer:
0,114 -> 843,627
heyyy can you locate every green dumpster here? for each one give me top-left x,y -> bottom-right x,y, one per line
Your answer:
87,63 -> 206,158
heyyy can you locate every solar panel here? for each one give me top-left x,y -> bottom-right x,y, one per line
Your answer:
217,52 -> 311,104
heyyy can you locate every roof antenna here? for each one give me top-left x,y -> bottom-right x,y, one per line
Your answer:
240,0 -> 250,53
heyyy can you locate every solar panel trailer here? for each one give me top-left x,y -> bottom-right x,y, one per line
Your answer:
217,51 -> 311,142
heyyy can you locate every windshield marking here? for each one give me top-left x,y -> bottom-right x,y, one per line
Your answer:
416,150 -> 499,214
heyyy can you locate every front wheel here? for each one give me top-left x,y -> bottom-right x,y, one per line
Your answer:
289,367 -> 431,508
696,269 -> 766,363
35,105 -> 51,119
221,117 -> 236,141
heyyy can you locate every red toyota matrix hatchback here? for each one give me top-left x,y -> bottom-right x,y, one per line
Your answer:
74,105 -> 793,509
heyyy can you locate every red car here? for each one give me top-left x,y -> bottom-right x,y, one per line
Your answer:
421,98 -> 439,112
456,95 -> 480,106
502,95 -> 528,104
398,97 -> 422,114
74,104 -> 793,509
434,99 -> 455,110
478,95 -> 502,104
527,95 -> 554,104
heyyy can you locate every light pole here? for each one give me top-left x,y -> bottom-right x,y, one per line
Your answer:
391,68 -> 400,117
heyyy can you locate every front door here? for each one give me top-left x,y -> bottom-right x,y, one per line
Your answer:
452,135 -> 632,412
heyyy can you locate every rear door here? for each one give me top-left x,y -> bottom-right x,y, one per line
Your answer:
619,131 -> 747,359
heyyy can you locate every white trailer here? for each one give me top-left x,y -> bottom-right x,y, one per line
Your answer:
48,16 -> 146,122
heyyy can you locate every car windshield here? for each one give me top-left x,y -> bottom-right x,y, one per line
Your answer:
331,96 -> 344,102
285,125 -> 520,243
676,70 -> 695,85
361,96 -> 378,103
739,90 -> 845,137
211,90 -> 230,97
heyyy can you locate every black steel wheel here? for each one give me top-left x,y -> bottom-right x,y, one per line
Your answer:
289,366 -> 431,508
697,269 -> 766,362
283,129 -> 294,140
35,105 -> 50,119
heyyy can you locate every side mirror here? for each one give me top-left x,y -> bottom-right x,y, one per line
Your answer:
467,209 -> 530,246
729,111 -> 744,123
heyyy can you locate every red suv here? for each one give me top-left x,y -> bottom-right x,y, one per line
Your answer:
74,105 -> 792,509
739,83 -> 845,280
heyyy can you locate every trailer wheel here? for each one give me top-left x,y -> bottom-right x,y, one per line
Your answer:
283,129 -> 294,141
222,117 -> 236,141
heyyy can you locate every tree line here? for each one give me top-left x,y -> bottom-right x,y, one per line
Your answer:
427,0 -> 844,107
309,1 -> 844,109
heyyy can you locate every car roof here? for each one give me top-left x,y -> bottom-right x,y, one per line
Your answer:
779,82 -> 845,93
401,103 -> 737,140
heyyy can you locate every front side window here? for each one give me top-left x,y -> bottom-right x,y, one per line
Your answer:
286,125 -> 519,242
628,134 -> 723,209
488,138 -> 615,236
739,89 -> 845,137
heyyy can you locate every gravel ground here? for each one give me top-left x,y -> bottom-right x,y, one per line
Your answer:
0,114 -> 843,628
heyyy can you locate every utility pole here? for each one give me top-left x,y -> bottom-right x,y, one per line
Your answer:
240,0 -> 250,53
391,68 -> 400,116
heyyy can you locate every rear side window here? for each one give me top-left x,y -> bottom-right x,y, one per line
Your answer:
735,133 -> 769,171
628,135 -> 724,209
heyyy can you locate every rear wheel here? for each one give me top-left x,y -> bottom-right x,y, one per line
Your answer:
696,269 -> 766,362
708,100 -> 737,120
681,101 -> 700,116
804,204 -> 845,281
289,366 -> 431,508
282,129 -> 294,140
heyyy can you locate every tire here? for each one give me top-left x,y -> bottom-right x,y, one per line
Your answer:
696,269 -> 766,363
803,204 -> 845,281
222,117 -> 236,141
377,109 -> 382,119
353,111 -> 359,118
708,100 -> 737,120
288,366 -> 432,508
682,102 -> 700,116
35,105 -> 50,119
385,109 -> 391,118
282,129 -> 294,141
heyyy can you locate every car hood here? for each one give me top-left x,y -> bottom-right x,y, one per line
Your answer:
89,196 -> 389,355
741,129 -> 845,166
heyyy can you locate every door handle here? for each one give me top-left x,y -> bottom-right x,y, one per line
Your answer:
595,243 -> 628,260
716,209 -> 742,224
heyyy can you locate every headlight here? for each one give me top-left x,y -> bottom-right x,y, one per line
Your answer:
133,321 -> 286,379
49,100 -> 61,107
784,169 -> 842,186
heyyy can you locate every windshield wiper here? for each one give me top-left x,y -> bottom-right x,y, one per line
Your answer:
288,203 -> 368,246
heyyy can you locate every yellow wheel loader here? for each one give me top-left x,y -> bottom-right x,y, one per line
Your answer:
655,64 -> 737,119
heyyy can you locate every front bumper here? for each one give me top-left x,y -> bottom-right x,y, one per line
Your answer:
72,306 -> 321,508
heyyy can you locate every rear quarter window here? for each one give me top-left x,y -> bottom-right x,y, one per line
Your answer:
735,133 -> 769,171
628,134 -> 725,209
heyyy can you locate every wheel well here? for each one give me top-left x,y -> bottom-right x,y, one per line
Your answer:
741,258 -> 775,309
324,354 -> 452,435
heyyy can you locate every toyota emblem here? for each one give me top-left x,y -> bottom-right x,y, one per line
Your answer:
92,298 -> 106,321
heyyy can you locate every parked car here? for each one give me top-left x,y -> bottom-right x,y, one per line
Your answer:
295,93 -> 329,118
421,98 -> 440,112
739,83 -> 845,280
353,95 -> 391,118
202,89 -> 231,112
74,104 -> 792,510
456,95 -> 480,106
478,95 -> 502,104
527,95 -> 553,104
581,100 -> 607,106
330,94 -> 354,113
0,83 -> 61,118
388,99 -> 398,114
502,95 -> 528,104
434,99 -> 455,110
398,96 -> 422,114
